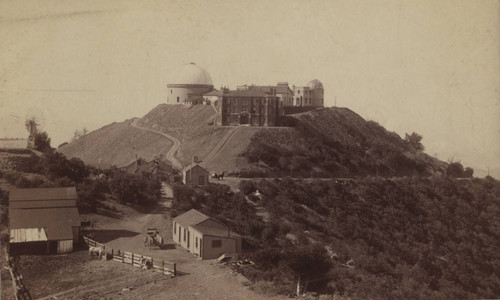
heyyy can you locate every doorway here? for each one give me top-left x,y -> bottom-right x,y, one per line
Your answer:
240,113 -> 249,125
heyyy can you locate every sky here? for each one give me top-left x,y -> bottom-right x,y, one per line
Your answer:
0,0 -> 499,175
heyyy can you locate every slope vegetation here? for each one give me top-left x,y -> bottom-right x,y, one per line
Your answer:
242,107 -> 446,177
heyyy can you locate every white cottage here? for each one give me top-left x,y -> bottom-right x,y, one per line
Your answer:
172,209 -> 242,260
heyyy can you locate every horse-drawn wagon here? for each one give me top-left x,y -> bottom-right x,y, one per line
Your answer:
144,228 -> 163,250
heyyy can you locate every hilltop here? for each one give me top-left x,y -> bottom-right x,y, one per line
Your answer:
59,119 -> 173,168
60,104 -> 448,178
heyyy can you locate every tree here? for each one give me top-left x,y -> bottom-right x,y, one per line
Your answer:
464,167 -> 474,178
405,132 -> 424,151
447,162 -> 464,178
35,131 -> 51,152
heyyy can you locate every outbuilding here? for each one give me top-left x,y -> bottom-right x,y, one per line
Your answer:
9,187 -> 81,255
182,157 -> 209,186
173,209 -> 242,260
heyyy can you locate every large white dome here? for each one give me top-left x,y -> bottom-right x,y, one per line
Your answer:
307,79 -> 323,90
173,63 -> 213,86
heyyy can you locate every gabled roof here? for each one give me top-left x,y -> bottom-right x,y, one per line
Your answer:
223,90 -> 278,98
191,219 -> 240,238
9,207 -> 80,240
10,187 -> 77,202
182,163 -> 208,173
173,209 -> 210,229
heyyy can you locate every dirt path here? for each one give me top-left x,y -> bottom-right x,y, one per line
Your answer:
88,198 -> 286,300
200,126 -> 239,168
130,118 -> 183,170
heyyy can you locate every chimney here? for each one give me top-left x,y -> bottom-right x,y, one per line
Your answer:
193,156 -> 199,164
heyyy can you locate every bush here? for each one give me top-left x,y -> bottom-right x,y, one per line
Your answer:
464,167 -> 474,178
77,180 -> 104,212
35,131 -> 51,152
108,171 -> 160,206
447,162 -> 464,178
239,180 -> 256,195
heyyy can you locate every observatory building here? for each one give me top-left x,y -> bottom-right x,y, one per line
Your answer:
167,63 -> 214,105
292,79 -> 324,107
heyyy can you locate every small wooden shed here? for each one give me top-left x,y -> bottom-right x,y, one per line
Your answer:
182,157 -> 209,186
9,187 -> 81,255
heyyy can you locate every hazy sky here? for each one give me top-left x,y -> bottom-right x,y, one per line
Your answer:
1,0 -> 499,173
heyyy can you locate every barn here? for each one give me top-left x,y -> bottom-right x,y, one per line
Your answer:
9,187 -> 81,255
182,157 -> 209,186
173,209 -> 242,260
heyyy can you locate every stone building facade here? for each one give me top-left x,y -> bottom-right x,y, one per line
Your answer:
220,90 -> 279,126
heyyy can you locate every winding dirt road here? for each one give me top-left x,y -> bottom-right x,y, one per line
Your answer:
130,118 -> 183,170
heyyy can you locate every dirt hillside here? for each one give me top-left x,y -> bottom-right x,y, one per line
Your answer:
59,120 -> 172,168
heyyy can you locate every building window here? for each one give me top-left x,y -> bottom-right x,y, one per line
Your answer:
195,237 -> 198,248
177,97 -> 179,103
171,89 -> 173,94
212,240 -> 222,248
184,229 -> 186,241
174,222 -> 176,234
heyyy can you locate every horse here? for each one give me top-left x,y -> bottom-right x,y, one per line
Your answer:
89,246 -> 104,259
211,171 -> 225,181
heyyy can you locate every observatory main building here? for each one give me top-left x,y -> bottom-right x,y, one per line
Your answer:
166,63 -> 325,126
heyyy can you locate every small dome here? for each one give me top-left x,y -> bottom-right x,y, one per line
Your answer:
308,79 -> 323,90
173,63 -> 213,86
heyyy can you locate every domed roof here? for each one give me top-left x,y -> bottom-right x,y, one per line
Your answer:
308,79 -> 323,90
173,63 -> 213,86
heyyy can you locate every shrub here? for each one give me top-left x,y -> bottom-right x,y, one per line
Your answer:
239,180 -> 256,195
108,170 -> 160,206
447,162 -> 465,178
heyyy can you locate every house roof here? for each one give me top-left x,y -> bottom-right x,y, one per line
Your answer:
191,221 -> 241,238
182,163 -> 208,174
276,85 -> 294,95
173,209 -> 210,229
203,90 -> 223,97
223,90 -> 278,98
9,187 -> 77,202
9,207 -> 80,240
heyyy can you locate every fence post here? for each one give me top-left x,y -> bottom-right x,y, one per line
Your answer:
131,253 -> 134,266
122,250 -> 124,263
162,260 -> 164,273
173,263 -> 177,277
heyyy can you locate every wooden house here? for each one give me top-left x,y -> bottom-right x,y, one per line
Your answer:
182,157 -> 209,186
9,187 -> 81,255
173,209 -> 242,260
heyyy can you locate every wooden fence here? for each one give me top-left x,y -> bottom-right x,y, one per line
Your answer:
82,236 -> 176,276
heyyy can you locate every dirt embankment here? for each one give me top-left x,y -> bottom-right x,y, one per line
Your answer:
59,120 -> 173,168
